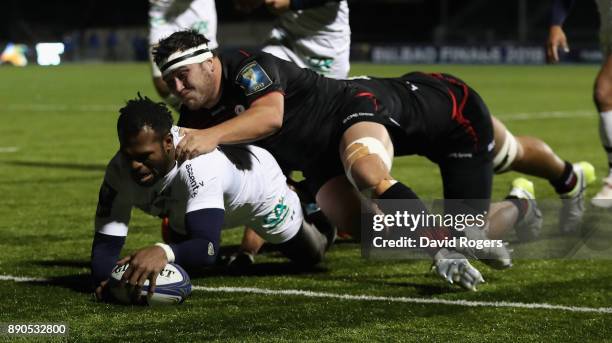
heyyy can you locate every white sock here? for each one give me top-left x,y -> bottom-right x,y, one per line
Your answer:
599,110 -> 612,176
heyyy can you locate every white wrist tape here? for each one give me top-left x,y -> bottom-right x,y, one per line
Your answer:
155,243 -> 176,263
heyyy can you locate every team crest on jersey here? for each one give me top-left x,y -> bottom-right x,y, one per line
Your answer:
96,181 -> 117,217
236,62 -> 273,96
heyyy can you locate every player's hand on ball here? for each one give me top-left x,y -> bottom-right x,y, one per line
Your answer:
118,246 -> 168,302
176,128 -> 219,163
433,248 -> 485,291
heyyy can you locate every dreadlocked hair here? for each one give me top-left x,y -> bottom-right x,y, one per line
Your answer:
117,92 -> 174,144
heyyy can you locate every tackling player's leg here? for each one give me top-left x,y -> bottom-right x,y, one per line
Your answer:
491,116 -> 595,234
334,121 -> 486,290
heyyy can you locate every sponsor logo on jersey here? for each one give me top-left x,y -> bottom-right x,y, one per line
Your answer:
96,180 -> 117,217
185,163 -> 204,198
191,20 -> 209,35
236,62 -> 273,96
447,152 -> 473,159
306,56 -> 333,73
262,197 -> 290,229
342,112 -> 375,125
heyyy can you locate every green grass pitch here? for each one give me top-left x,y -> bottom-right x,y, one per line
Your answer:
0,62 -> 611,342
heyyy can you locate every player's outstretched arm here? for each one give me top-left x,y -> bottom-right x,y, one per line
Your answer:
91,172 -> 131,300
91,232 -> 126,300
118,208 -> 224,299
176,92 -> 284,162
168,208 -> 224,267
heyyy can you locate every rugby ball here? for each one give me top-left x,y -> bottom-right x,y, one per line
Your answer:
109,263 -> 192,305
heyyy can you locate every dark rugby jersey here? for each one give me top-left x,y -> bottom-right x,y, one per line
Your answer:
179,49 -> 350,171
179,49 -> 487,171
345,72 -> 474,156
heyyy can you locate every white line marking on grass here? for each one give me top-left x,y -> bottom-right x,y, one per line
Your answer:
497,110 -> 593,121
192,286 -> 612,314
0,275 -> 47,282
2,274 -> 611,314
0,146 -> 19,153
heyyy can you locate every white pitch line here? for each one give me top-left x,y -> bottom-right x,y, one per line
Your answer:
0,146 -> 19,153
0,275 -> 47,282
1,274 -> 610,314
193,286 -> 612,314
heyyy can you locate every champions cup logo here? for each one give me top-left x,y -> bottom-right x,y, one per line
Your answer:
236,62 -> 273,96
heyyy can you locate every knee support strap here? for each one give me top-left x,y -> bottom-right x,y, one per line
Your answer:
493,129 -> 518,173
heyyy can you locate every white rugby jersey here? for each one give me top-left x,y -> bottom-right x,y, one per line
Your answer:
264,0 -> 351,78
149,0 -> 218,52
95,126 -> 301,244
149,0 -> 218,77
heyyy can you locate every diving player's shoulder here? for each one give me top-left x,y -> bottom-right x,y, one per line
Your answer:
179,149 -> 228,176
